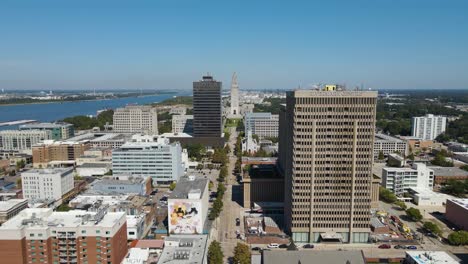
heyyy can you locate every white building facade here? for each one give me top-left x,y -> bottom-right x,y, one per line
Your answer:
229,72 -> 240,117
0,130 -> 50,152
113,105 -> 158,134
112,135 -> 184,184
244,112 -> 279,138
172,115 -> 193,134
382,163 -> 434,196
411,114 -> 447,140
21,167 -> 74,203
374,133 -> 408,160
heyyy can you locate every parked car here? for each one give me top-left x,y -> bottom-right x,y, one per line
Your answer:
267,243 -> 279,249
303,244 -> 314,249
378,244 -> 391,249
278,244 -> 288,249
394,245 -> 405,249
407,245 -> 417,250
251,247 -> 262,251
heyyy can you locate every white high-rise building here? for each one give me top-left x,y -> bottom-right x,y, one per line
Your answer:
411,114 -> 447,140
112,135 -> 185,184
229,72 -> 240,117
113,105 -> 158,134
244,112 -> 279,138
21,167 -> 74,204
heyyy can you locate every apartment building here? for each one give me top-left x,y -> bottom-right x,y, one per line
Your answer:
374,133 -> 408,160
0,208 -> 128,264
244,112 -> 279,138
20,122 -> 74,140
172,114 -> 194,134
382,163 -> 434,196
279,89 -> 377,243
32,140 -> 90,168
112,135 -> 184,184
21,167 -> 74,205
113,105 -> 158,134
411,114 -> 447,140
0,130 -> 50,152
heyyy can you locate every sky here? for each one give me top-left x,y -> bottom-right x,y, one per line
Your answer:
0,0 -> 467,91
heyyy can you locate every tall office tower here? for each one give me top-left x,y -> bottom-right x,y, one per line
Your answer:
230,72 -> 240,116
279,89 -> 377,244
113,105 -> 158,134
411,114 -> 447,140
193,75 -> 222,138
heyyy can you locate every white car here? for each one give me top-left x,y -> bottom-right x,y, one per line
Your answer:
267,243 -> 279,249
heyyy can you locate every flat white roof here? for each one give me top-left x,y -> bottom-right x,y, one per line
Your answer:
406,251 -> 459,264
0,199 -> 27,212
449,198 -> 468,210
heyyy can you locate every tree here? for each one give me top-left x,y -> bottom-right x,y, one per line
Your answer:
407,153 -> 415,161
461,165 -> 468,172
9,170 -> 16,176
208,240 -> 224,264
448,231 -> 468,246
169,182 -> 176,191
56,204 -> 71,212
196,164 -> 204,170
378,151 -> 385,161
186,144 -> 205,161
208,181 -> 214,191
16,178 -> 22,188
423,221 -> 442,236
431,150 -> 454,167
406,207 -> 423,221
394,200 -> 407,210
441,179 -> 466,197
16,160 -> 26,170
379,187 -> 397,203
233,243 -> 251,264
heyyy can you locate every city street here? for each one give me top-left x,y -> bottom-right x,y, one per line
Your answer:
209,126 -> 245,262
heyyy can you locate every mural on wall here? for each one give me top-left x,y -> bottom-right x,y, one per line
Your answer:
168,200 -> 202,234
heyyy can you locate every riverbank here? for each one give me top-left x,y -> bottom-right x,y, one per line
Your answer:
0,92 -> 175,107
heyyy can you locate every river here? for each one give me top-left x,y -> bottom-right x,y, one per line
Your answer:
0,93 -> 182,130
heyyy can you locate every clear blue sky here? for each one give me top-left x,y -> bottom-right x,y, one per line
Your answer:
0,0 -> 467,90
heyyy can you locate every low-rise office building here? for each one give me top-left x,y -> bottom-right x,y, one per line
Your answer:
429,166 -> 468,185
172,114 -> 194,134
168,176 -> 209,235
404,251 -> 460,264
21,167 -> 74,206
374,133 -> 408,160
32,140 -> 90,168
76,163 -> 111,177
0,199 -> 28,225
0,208 -> 128,264
158,235 -> 208,264
112,135 -> 185,184
408,187 -> 452,206
19,122 -> 74,140
446,198 -> 468,231
88,175 -> 152,195
244,112 -> 279,138
382,163 -> 434,196
0,130 -> 50,152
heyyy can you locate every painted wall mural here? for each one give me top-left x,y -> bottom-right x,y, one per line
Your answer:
168,200 -> 202,234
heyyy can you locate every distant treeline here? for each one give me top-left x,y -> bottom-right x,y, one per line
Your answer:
62,110 -> 114,130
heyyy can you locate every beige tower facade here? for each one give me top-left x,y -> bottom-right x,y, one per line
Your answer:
279,89 -> 377,243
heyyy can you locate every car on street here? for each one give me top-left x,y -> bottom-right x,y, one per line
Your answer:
378,244 -> 391,249
407,245 -> 417,250
251,247 -> 262,251
267,243 -> 279,249
303,244 -> 314,249
394,245 -> 405,249
278,244 -> 288,249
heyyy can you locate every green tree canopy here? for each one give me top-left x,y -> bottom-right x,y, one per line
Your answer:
406,207 -> 423,221
379,187 -> 397,203
169,182 -> 176,191
423,221 -> 442,236
233,243 -> 251,264
208,240 -> 224,264
394,200 -> 407,210
448,231 -> 468,246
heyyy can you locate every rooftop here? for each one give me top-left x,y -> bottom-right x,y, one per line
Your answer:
406,251 -> 460,264
78,163 -> 111,168
21,167 -> 73,175
0,208 -> 125,229
158,235 -> 208,264
93,176 -> 147,186
449,198 -> 468,210
0,199 -> 27,212
262,250 -> 366,264
428,166 -> 468,177
170,176 -> 208,199
375,133 -> 405,142
20,122 -> 71,129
